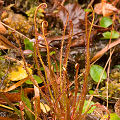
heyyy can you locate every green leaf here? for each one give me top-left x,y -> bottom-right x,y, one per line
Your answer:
21,92 -> 31,110
114,65 -> 120,69
90,65 -> 107,82
21,91 -> 33,120
82,100 -> 96,114
102,31 -> 119,39
24,38 -> 34,51
84,9 -> 92,12
100,17 -> 113,28
25,75 -> 43,84
89,90 -> 94,95
110,113 -> 120,120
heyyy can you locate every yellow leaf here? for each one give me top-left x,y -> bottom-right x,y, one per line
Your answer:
8,65 -> 32,81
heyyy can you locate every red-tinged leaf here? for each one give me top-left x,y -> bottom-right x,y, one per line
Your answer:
59,3 -> 85,34
0,22 -> 6,34
0,88 -> 34,104
0,116 -> 14,120
23,50 -> 33,55
0,92 -> 21,104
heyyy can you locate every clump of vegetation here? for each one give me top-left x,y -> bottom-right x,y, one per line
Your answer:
0,0 -> 120,120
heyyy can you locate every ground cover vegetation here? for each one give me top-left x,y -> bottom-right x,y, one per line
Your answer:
0,0 -> 120,120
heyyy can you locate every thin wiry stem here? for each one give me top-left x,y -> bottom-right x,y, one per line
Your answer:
59,3 -> 69,92
71,63 -> 79,119
41,21 -> 57,101
78,7 -> 94,119
34,3 -> 55,102
34,3 -> 47,84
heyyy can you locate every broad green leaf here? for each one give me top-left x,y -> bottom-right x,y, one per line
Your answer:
100,17 -> 112,28
25,75 -> 43,84
102,31 -> 119,39
101,113 -> 120,120
82,100 -> 96,114
24,38 -> 34,51
90,65 -> 107,82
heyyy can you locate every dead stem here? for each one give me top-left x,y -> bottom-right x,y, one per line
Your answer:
0,21 -> 31,41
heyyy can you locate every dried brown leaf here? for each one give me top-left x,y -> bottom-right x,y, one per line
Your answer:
59,3 -> 85,34
0,34 -> 17,49
115,98 -> 120,117
94,2 -> 118,16
0,116 -> 14,120
0,88 -> 34,104
0,22 -> 6,34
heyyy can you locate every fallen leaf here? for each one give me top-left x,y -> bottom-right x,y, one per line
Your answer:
94,2 -> 118,16
40,102 -> 50,113
0,34 -> 17,49
0,88 -> 34,103
115,99 -> 120,117
0,116 -> 14,120
8,65 -> 32,81
2,77 -> 29,92
59,3 -> 85,34
0,22 -> 6,34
